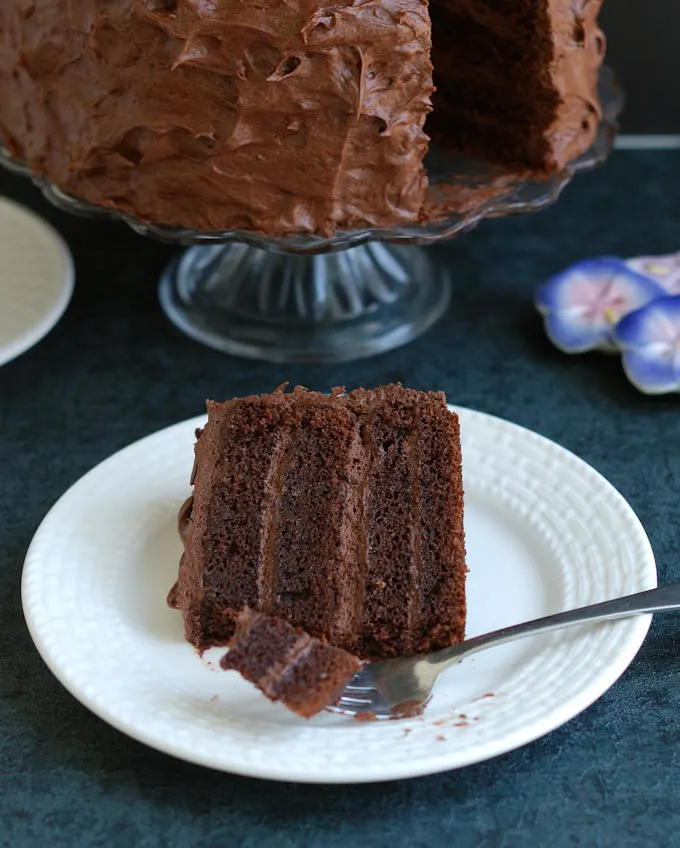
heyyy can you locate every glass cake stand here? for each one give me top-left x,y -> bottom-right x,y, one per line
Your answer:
1,68 -> 622,363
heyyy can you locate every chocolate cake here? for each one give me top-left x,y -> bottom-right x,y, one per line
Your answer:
220,607 -> 361,718
169,384 -> 466,659
429,0 -> 606,173
0,1 -> 605,236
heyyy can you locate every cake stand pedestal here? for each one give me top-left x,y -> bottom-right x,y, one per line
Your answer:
159,241 -> 450,363
1,68 -> 622,363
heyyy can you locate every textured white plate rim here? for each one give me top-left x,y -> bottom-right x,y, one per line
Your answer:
21,406 -> 657,783
0,197 -> 74,366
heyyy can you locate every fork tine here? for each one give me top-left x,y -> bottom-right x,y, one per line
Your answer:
332,702 -> 392,719
341,684 -> 375,693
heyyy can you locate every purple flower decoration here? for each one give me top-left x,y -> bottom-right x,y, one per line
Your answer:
614,296 -> 680,394
626,252 -> 680,295
536,258 -> 665,353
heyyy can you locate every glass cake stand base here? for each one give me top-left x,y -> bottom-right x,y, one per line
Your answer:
158,241 -> 451,363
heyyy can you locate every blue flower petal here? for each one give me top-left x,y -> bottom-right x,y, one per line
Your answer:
614,296 -> 680,349
543,312 -> 613,353
621,349 -> 680,395
536,257 -> 619,313
614,297 -> 680,393
627,253 -> 680,295
537,257 -> 667,354
536,257 -> 663,313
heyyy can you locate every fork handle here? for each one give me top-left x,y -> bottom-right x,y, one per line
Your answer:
428,581 -> 676,671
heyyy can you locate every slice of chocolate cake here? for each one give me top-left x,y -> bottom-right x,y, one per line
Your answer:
221,608 -> 361,718
169,384 -> 466,659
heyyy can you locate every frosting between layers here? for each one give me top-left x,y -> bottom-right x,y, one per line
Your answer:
0,0 -> 431,236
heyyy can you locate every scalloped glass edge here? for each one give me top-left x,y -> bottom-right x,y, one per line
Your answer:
0,67 -> 622,255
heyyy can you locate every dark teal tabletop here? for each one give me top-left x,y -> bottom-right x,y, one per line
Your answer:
2,151 -> 680,847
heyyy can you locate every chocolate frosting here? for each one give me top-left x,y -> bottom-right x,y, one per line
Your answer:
546,0 -> 606,169
0,0 -> 605,236
0,0 -> 431,236
166,495 -> 194,609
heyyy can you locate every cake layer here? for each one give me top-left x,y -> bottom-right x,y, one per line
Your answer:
220,608 -> 361,718
0,0 -> 432,236
170,385 -> 467,659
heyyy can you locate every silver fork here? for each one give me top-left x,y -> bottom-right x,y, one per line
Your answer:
328,582 -> 680,719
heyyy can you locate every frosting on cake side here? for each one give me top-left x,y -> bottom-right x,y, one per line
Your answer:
0,0 -> 432,235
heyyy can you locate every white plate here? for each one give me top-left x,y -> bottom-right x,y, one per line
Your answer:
22,407 -> 656,783
0,197 -> 74,366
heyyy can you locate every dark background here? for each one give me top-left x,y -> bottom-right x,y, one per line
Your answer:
602,0 -> 678,134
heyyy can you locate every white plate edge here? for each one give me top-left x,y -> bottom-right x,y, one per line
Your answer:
0,197 -> 75,366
